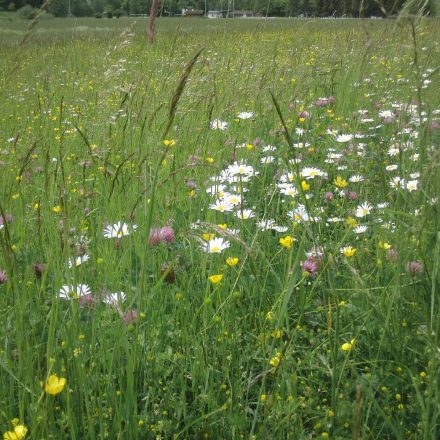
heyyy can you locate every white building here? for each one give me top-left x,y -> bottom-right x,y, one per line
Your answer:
207,10 -> 226,18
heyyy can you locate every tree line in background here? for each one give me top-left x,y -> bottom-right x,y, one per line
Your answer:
1,0 -> 437,19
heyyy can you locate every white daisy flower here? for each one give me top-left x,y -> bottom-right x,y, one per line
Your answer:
288,158 -> 302,165
229,186 -> 249,194
379,110 -> 394,119
103,292 -> 126,306
221,193 -> 242,206
256,219 -> 276,230
355,202 -> 373,218
385,164 -> 398,171
206,184 -> 227,197
353,225 -> 368,234
349,175 -> 364,183
377,202 -> 389,209
327,153 -> 343,160
260,156 -> 275,164
256,219 -> 287,232
209,200 -> 234,212
226,175 -> 252,184
260,156 -> 275,165
68,255 -> 90,269
227,161 -> 256,177
279,184 -> 298,198
406,180 -> 418,191
387,146 -> 400,157
327,217 -> 344,223
288,204 -> 311,223
262,145 -> 277,152
103,222 -> 137,239
389,177 -> 405,189
335,134 -> 353,143
235,209 -> 255,220
237,111 -> 254,120
272,225 -> 289,233
292,142 -> 309,149
59,284 -> 91,299
235,142 -> 249,149
217,169 -> 232,182
210,119 -> 228,130
201,237 -> 230,254
300,167 -> 327,180
305,247 -> 324,259
279,172 -> 296,183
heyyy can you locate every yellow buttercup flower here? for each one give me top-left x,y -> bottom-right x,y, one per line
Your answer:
271,329 -> 283,339
52,205 -> 62,214
202,233 -> 215,241
341,339 -> 356,352
378,241 -> 392,250
334,176 -> 348,188
226,257 -> 239,267
269,352 -> 283,367
346,217 -> 358,228
208,274 -> 223,284
341,246 -> 356,257
279,235 -> 294,250
163,139 -> 176,147
301,180 -> 310,191
44,374 -> 66,395
3,425 -> 28,440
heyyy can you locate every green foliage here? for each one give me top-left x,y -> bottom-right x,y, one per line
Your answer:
71,0 -> 92,15
48,0 -> 67,16
16,3 -> 37,17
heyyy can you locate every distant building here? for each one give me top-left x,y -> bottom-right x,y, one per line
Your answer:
207,10 -> 226,18
233,10 -> 254,17
182,8 -> 204,17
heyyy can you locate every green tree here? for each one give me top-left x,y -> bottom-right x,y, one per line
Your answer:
72,0 -> 92,15
286,0 -> 299,16
48,0 -> 68,16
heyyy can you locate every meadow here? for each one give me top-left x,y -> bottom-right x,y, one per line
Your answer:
0,13 -> 439,439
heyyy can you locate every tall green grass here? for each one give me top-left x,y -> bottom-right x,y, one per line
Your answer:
0,15 -> 439,439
